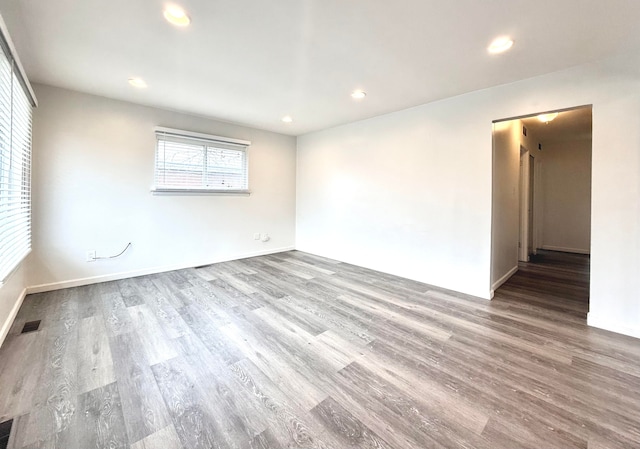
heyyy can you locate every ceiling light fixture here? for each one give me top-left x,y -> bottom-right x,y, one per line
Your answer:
537,112 -> 559,123
488,36 -> 514,54
281,116 -> 293,123
351,90 -> 367,99
128,77 -> 147,88
164,5 -> 191,26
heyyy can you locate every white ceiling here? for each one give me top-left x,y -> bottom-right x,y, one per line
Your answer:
2,0 -> 640,136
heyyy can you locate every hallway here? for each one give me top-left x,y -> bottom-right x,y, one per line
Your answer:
494,250 -> 590,320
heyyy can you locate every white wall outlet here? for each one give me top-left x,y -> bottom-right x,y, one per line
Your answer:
86,250 -> 96,262
253,233 -> 261,240
261,233 -> 270,242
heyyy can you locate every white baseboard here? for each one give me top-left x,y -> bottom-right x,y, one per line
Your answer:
0,287 -> 27,348
26,246 -> 295,294
490,265 -> 519,298
541,245 -> 590,255
587,313 -> 640,339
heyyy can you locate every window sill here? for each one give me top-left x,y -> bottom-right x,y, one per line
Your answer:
151,188 -> 251,196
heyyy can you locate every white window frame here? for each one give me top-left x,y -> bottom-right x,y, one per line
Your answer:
152,126 -> 251,195
0,15 -> 36,286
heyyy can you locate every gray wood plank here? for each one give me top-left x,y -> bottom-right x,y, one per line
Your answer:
310,396 -> 393,449
140,291 -> 191,339
173,336 -> 270,445
76,315 -> 115,394
177,304 -> 242,365
110,331 -> 171,443
100,292 -> 134,337
127,304 -> 178,365
150,357 -> 228,449
0,333 -> 43,421
228,359 -> 337,449
218,318 -> 328,412
246,428 -> 283,449
130,424 -> 183,449
16,324 -> 79,448
74,382 -> 128,449
75,285 -> 102,319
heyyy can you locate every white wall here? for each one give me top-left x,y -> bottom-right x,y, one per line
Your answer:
0,262 -> 27,346
491,120 -> 521,290
297,51 -> 640,338
541,138 -> 592,253
297,99 -> 493,298
29,84 -> 297,290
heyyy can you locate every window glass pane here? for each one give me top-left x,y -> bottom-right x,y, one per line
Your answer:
205,147 -> 246,189
154,131 -> 249,191
156,140 -> 205,188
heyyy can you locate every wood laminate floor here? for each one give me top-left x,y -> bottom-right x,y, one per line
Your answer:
495,250 -> 591,320
0,250 -> 639,449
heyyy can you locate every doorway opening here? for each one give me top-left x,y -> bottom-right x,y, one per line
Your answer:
490,105 -> 592,318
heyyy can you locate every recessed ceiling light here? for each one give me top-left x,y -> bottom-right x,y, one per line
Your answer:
537,112 -> 559,123
128,77 -> 147,88
164,5 -> 191,26
351,90 -> 367,99
488,36 -> 514,54
281,116 -> 293,123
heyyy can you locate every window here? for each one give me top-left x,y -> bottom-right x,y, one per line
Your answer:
153,127 -> 251,193
0,26 -> 35,284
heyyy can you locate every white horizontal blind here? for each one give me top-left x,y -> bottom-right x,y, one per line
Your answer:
0,40 -> 32,283
154,129 -> 249,192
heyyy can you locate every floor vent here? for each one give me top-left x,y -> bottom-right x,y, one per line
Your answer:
21,320 -> 41,334
0,419 -> 13,449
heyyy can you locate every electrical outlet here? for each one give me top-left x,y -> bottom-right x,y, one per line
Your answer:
86,250 -> 96,262
261,233 -> 270,242
253,233 -> 260,240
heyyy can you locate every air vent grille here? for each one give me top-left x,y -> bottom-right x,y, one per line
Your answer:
21,320 -> 41,334
0,419 -> 13,449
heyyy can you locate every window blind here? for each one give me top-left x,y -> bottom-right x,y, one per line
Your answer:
154,127 -> 250,193
0,29 -> 33,284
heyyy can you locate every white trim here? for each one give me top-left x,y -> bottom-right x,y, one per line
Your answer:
541,245 -> 590,255
0,287 -> 27,348
151,188 -> 250,196
587,313 -> 640,339
154,126 -> 251,146
26,246 -> 295,294
491,265 -> 518,297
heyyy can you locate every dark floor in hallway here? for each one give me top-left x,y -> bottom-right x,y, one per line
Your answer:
494,249 -> 590,319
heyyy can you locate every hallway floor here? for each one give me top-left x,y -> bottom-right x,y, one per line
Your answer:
494,249 -> 590,320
